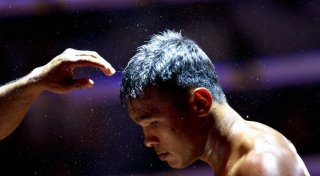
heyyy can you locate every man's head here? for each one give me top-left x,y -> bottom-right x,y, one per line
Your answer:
120,30 -> 225,106
120,30 -> 226,168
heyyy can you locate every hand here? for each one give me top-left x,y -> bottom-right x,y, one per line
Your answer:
30,48 -> 116,94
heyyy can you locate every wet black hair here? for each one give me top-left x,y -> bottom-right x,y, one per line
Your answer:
120,30 -> 226,107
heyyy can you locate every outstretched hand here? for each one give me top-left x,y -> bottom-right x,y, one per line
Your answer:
30,48 -> 116,94
0,48 -> 115,140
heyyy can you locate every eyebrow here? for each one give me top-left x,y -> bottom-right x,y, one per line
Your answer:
135,113 -> 152,123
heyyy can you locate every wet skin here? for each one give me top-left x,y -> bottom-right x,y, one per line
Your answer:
127,88 -> 310,175
128,89 -> 209,169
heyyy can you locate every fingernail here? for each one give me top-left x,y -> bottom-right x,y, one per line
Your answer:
111,67 -> 116,74
87,80 -> 94,87
107,67 -> 116,75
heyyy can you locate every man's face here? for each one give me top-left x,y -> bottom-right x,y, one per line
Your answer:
128,89 -> 208,169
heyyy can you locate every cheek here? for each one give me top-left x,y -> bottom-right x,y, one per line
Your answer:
169,122 -> 202,153
169,118 -> 191,140
168,126 -> 194,151
162,115 -> 194,145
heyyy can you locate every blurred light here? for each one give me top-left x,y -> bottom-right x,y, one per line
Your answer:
0,0 -> 214,17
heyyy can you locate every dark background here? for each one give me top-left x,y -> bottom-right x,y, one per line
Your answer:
0,0 -> 319,175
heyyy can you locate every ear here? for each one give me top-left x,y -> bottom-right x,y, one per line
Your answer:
189,87 -> 212,117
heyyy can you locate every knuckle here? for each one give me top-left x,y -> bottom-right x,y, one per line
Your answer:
91,51 -> 98,57
64,48 -> 74,53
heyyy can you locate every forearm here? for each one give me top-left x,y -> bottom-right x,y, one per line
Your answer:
0,70 -> 43,140
0,48 -> 115,140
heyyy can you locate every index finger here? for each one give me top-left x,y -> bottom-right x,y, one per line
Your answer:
68,50 -> 116,76
70,57 -> 115,76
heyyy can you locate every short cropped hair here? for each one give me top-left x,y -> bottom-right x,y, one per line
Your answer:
120,30 -> 226,107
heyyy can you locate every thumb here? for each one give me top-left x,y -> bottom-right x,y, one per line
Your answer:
73,78 -> 94,89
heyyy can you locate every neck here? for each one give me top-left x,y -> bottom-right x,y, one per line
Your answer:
200,102 -> 244,173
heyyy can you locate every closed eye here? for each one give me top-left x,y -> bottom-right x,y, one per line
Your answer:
149,121 -> 160,128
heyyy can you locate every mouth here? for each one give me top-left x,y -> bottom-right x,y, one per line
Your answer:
157,152 -> 169,161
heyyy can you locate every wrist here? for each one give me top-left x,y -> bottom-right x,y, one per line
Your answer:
24,66 -> 46,94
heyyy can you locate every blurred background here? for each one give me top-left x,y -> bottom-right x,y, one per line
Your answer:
0,0 -> 320,175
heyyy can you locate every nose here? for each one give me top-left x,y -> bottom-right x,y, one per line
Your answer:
143,129 -> 159,147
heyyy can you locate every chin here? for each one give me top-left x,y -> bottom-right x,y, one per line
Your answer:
167,160 -> 190,169
168,163 -> 186,169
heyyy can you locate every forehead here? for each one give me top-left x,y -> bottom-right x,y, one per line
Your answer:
128,93 -> 165,114
127,90 -> 174,121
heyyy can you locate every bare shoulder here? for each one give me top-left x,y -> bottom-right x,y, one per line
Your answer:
234,150 -> 308,176
231,121 -> 310,176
